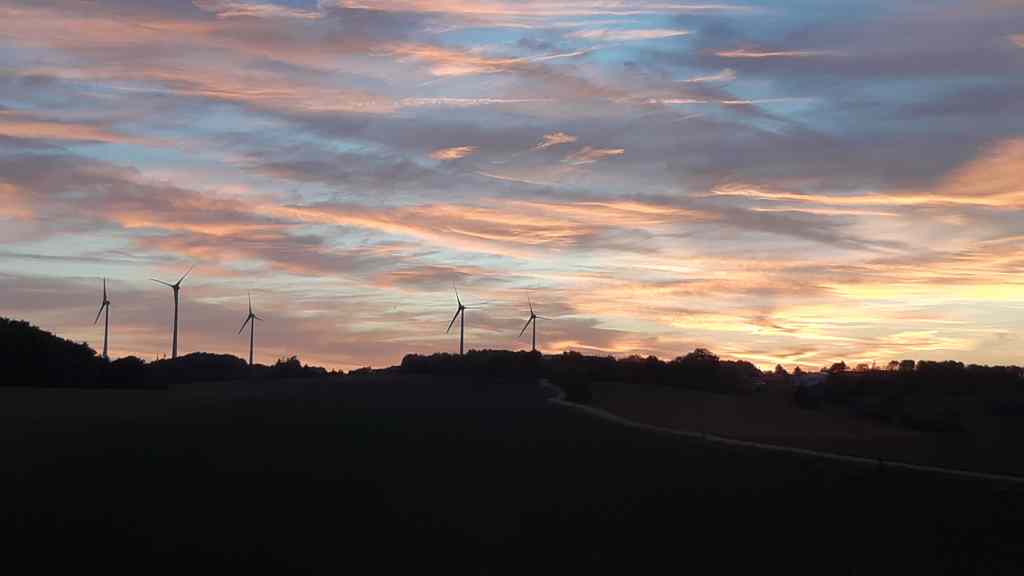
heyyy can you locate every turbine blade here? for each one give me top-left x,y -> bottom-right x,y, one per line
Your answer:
93,303 -> 105,325
454,286 -> 461,307
528,294 -> 533,315
238,315 -> 251,334
151,278 -> 174,288
537,316 -> 552,320
248,292 -> 253,314
102,278 -> 107,300
176,263 -> 195,286
254,315 -> 264,322
446,309 -> 460,333
518,317 -> 532,338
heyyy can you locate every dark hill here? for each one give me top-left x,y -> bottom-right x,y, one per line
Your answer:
1,317 -> 332,388
1,317 -> 106,388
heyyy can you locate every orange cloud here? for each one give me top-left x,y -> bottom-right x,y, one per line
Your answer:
388,42 -> 588,77
262,197 -> 704,259
431,146 -> 478,160
0,183 -> 32,219
533,132 -> 577,150
0,111 -> 138,144
711,140 -> 1024,209
389,43 -> 527,76
1012,34 -> 1024,47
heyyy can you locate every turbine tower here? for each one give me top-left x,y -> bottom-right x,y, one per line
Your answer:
151,264 -> 194,359
518,296 -> 550,353
446,287 -> 485,355
237,292 -> 263,366
93,278 -> 111,360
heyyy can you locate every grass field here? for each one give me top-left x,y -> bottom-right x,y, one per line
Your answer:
3,375 -> 1023,573
587,380 -> 1024,476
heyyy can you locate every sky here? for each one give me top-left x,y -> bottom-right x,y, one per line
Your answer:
1,0 -> 1023,371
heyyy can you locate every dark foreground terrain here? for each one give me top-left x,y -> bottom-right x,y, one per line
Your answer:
3,375 -> 1022,573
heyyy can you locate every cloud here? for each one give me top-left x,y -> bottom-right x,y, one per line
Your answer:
0,111 -> 140,144
533,131 -> 577,150
680,68 -> 736,83
714,49 -> 841,58
397,97 -> 553,108
562,146 -> 625,165
193,0 -> 323,19
709,138 -> 1024,209
330,1 -> 753,19
0,183 -> 33,219
388,43 -> 593,77
430,145 -> 477,160
1012,34 -> 1024,47
569,29 -> 690,42
389,43 -> 528,76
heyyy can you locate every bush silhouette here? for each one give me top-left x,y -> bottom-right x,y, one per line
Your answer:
2,317 -> 102,388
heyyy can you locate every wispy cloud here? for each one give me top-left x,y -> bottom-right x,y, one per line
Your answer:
680,68 -> 736,83
431,145 -> 478,160
569,29 -> 690,42
0,111 -> 140,144
715,49 -> 841,58
332,1 -> 753,18
711,139 -> 1024,209
533,132 -> 577,150
562,146 -> 625,165
193,0 -> 323,19
648,97 -> 812,106
397,97 -> 554,108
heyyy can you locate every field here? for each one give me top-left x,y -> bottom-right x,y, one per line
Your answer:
587,380 -> 1024,476
3,375 -> 1023,573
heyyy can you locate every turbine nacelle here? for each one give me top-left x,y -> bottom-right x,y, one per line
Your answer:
238,292 -> 264,334
93,278 -> 111,325
447,287 -> 486,333
150,264 -> 194,291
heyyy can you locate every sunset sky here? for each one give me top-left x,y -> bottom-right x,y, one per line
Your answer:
1,0 -> 1023,371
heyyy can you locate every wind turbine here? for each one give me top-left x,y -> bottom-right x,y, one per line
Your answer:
151,264 -> 194,359
93,278 -> 111,360
237,292 -> 263,366
518,296 -> 551,353
446,287 -> 486,356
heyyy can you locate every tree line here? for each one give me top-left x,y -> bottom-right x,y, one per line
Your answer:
1,317 -> 334,388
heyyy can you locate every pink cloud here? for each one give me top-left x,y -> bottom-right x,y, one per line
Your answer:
569,28 -> 690,42
715,49 -> 841,58
562,146 -> 625,165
